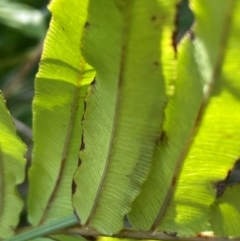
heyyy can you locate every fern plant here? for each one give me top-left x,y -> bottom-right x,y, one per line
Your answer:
1,0 -> 240,240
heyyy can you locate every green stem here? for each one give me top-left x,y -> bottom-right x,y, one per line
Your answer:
6,214 -> 78,241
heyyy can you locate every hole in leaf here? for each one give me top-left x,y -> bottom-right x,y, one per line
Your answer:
215,158 -> 240,198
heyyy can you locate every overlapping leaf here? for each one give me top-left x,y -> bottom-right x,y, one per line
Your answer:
73,0 -> 167,235
0,93 -> 26,238
129,35 -> 204,233
129,0 -> 199,232
9,0 -> 240,239
208,0 -> 240,236
28,0 -> 95,226
210,185 -> 240,237
129,0 -> 240,236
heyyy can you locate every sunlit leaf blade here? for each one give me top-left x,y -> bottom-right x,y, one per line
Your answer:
158,0 -> 178,90
127,0 -> 183,230
154,0 -> 240,235
210,185 -> 240,237
73,0 -> 167,235
0,93 -> 26,238
28,0 -> 95,226
208,1 -> 240,237
131,0 -> 240,236
128,36 -> 203,231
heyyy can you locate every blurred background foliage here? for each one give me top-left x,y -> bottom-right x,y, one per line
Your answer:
0,0 -> 49,130
0,0 -> 193,227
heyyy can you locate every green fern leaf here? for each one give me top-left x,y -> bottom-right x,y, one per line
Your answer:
128,36 -> 203,234
0,93 -> 26,238
27,0 -> 95,226
208,0 -> 240,236
210,185 -> 240,237
129,0 -> 240,236
73,0 -> 168,235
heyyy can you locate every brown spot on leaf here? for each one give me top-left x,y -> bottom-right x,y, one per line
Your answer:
84,21 -> 90,29
72,180 -> 77,194
171,176 -> 176,186
78,157 -> 81,166
151,15 -> 157,21
80,141 -> 85,151
158,130 -> 168,144
153,61 -> 159,66
81,101 -> 87,122
171,2 -> 181,58
80,134 -> 85,151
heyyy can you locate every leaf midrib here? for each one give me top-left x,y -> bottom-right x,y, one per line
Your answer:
39,60 -> 87,225
85,2 -> 133,225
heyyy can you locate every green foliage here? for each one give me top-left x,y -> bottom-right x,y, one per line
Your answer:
0,1 -> 46,39
0,93 -> 26,238
28,0 -> 95,226
1,0 -> 240,240
73,0 -> 168,234
0,0 -> 48,129
128,36 -> 203,235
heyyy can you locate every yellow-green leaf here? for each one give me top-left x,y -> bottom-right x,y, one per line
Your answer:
128,35 -> 203,233
28,0 -> 95,226
0,93 -> 26,238
130,0 -> 240,236
208,0 -> 240,237
210,185 -> 240,237
73,0 -> 167,235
